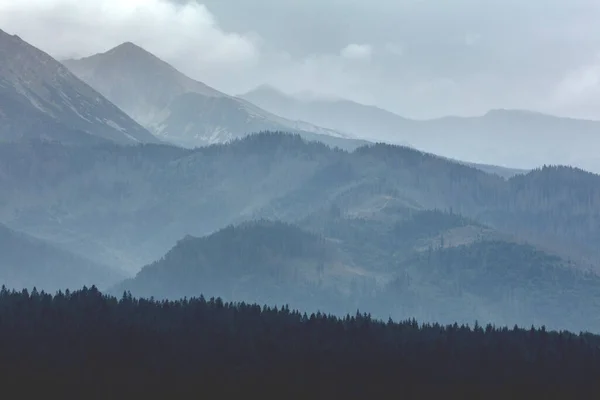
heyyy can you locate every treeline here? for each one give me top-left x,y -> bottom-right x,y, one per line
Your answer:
0,286 -> 599,398
115,219 -> 600,333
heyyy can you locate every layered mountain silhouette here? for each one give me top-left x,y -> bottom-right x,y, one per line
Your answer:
0,29 -> 160,146
3,29 -> 600,334
0,222 -> 124,292
114,216 -> 600,333
242,85 -> 600,173
2,132 -> 600,277
63,43 -> 364,150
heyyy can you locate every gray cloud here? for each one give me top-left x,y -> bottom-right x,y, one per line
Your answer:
1,0 -> 600,119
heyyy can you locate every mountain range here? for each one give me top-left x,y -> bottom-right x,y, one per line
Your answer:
3,28 -> 600,333
3,132 -> 600,332
241,85 -> 600,173
0,29 -> 160,146
62,42 -> 364,150
2,133 -> 599,272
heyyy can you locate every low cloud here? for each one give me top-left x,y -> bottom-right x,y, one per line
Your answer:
0,0 -> 260,72
340,44 -> 372,61
384,43 -> 404,57
1,0 -> 600,120
546,57 -> 600,119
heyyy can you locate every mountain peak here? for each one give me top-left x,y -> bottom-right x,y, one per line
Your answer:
67,41 -> 223,98
243,84 -> 291,101
102,41 -> 161,63
110,41 -> 146,53
116,41 -> 138,49
0,29 -> 159,145
64,45 -> 355,148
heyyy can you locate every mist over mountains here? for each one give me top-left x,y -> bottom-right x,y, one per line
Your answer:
0,29 -> 160,146
1,29 -> 600,335
62,42 -> 363,150
2,132 -> 600,331
0,222 -> 123,291
4,1 -> 600,394
242,85 -> 600,173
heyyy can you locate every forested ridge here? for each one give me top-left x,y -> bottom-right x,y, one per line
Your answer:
1,286 -> 599,398
4,133 -> 600,331
4,27 -> 600,400
115,219 -> 600,333
2,133 -> 600,271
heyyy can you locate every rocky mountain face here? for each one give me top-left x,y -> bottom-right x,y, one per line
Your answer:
63,43 -> 362,150
0,30 -> 160,146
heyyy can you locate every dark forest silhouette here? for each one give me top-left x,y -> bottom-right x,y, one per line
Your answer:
1,286 -> 599,398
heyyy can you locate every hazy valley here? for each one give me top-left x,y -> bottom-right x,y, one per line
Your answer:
2,2 -> 600,395
1,28 -> 600,333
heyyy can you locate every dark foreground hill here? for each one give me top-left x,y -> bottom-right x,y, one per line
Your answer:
0,287 -> 598,399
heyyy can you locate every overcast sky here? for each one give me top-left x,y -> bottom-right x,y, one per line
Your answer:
1,0 -> 600,119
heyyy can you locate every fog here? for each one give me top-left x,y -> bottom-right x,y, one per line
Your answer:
2,0 -> 600,337
1,135 -> 600,334
2,0 -> 600,120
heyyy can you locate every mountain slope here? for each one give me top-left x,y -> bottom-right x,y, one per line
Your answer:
112,221 -> 351,309
113,217 -> 600,333
241,84 -> 416,143
0,30 -> 160,146
62,43 -> 363,150
0,223 -> 124,292
241,85 -> 600,173
2,133 -> 600,274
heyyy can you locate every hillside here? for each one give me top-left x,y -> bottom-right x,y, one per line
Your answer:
0,30 -> 160,146
113,221 -> 354,311
378,240 -> 600,331
1,132 -> 600,274
62,43 -> 364,150
0,223 -> 124,291
114,215 -> 600,333
241,85 -> 600,173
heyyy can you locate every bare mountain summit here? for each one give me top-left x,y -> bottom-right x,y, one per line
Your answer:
0,30 -> 160,145
63,43 -> 362,150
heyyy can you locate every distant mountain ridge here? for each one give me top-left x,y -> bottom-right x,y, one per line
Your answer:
63,43 -> 363,150
241,85 -> 600,173
0,29 -> 160,146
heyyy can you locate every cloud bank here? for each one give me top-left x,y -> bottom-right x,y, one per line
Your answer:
0,0 -> 260,80
1,0 -> 600,120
